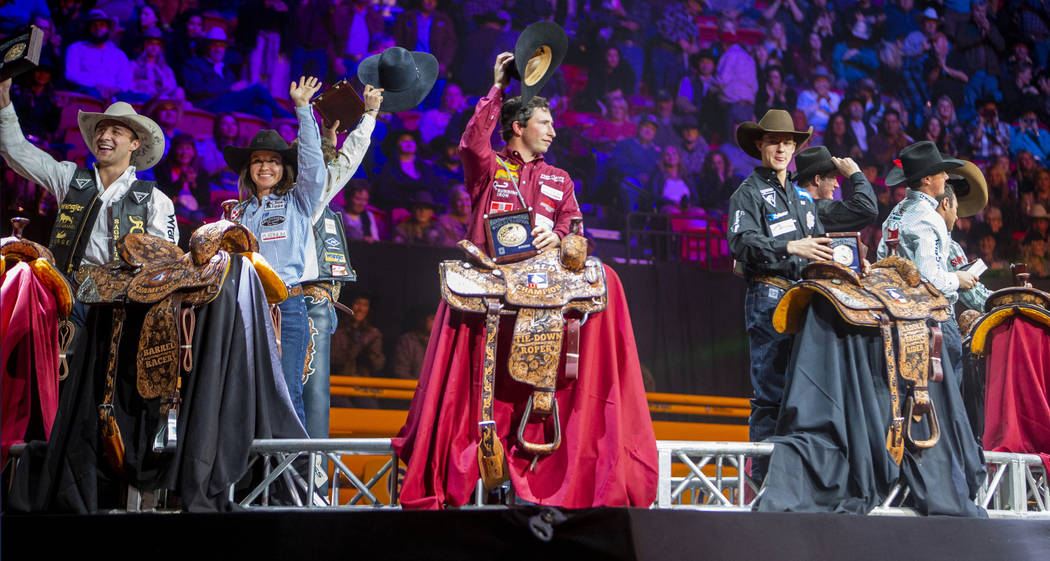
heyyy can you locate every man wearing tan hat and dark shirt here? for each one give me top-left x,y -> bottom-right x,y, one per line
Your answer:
727,109 -> 832,482
0,77 -> 176,324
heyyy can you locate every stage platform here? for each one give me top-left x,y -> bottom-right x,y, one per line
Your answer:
4,507 -> 1049,560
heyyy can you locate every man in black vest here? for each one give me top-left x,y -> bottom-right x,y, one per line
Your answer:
0,79 -> 176,314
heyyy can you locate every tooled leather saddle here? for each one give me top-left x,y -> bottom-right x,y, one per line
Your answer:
439,221 -> 607,489
75,218 -> 286,477
774,255 -> 952,465
1,217 -> 76,379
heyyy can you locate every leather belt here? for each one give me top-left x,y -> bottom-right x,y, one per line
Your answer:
302,282 -> 335,303
750,275 -> 793,291
286,284 -> 303,297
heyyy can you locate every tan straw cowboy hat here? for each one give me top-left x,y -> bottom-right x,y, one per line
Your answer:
735,109 -> 813,160
78,102 -> 166,171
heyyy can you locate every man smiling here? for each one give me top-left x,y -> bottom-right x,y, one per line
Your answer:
0,78 -> 176,288
728,109 -> 830,482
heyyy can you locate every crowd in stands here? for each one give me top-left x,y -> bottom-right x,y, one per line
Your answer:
2,0 -> 1050,278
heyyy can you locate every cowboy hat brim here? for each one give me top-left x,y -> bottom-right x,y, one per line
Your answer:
222,145 -> 297,176
512,21 -> 567,105
735,121 -> 813,160
885,158 -> 966,187
358,51 -> 439,113
949,160 -> 989,218
794,159 -> 838,185
78,103 -> 166,171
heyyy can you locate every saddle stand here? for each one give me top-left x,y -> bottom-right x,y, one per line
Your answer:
774,255 -> 952,465
439,223 -> 607,489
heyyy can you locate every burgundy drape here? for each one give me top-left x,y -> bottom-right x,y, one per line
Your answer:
393,265 -> 658,509
983,316 -> 1050,472
2,262 -> 61,465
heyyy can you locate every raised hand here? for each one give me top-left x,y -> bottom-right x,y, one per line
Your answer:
493,52 -> 514,91
831,156 -> 861,177
322,119 -> 340,146
363,84 -> 384,112
290,76 -> 322,108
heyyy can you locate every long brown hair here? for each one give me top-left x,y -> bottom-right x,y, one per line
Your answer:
238,156 -> 296,201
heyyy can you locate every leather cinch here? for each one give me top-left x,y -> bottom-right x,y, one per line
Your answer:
774,256 -> 952,465
438,222 -> 606,489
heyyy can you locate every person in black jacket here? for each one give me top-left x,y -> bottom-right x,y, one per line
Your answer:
794,146 -> 878,233
727,110 -> 832,483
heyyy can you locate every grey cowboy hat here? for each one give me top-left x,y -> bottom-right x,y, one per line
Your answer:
358,46 -> 439,113
735,109 -> 813,160
78,102 -> 166,171
222,129 -> 297,174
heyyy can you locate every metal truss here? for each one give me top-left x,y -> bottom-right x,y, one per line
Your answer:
655,441 -> 1050,519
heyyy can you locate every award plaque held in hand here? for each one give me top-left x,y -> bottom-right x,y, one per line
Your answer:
828,232 -> 864,274
485,208 -> 537,263
312,80 -> 366,134
0,26 -> 44,82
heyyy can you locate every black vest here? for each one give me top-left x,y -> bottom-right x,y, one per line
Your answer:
311,206 -> 356,283
48,168 -> 155,275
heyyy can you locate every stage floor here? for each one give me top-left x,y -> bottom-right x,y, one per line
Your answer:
4,507 -> 1048,560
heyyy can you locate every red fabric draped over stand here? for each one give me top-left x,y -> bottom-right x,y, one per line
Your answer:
983,317 -> 1050,472
393,264 -> 658,509
2,262 -> 61,465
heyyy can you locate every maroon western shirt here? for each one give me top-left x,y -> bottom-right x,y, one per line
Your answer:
459,85 -> 582,253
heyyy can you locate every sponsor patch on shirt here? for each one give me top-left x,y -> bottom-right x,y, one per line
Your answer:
769,219 -> 797,237
324,237 -> 340,248
795,186 -> 813,202
761,187 -> 777,208
261,215 -> 286,227
263,198 -> 286,211
324,218 -> 338,234
261,229 -> 287,242
806,211 -> 815,230
540,201 -> 555,213
324,251 -> 346,263
540,174 -> 565,183
732,210 -> 744,233
331,264 -> 349,277
540,184 -> 563,201
766,211 -> 788,221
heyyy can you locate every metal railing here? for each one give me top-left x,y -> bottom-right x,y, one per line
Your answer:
623,212 -> 730,269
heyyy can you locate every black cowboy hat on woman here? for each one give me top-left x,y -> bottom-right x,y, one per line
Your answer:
223,76 -> 325,427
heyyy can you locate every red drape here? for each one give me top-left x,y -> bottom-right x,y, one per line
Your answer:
2,262 -> 61,465
983,316 -> 1050,472
393,264 -> 658,509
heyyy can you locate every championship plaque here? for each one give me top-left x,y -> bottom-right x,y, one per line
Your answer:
484,208 -> 537,263
0,26 -> 44,82
312,80 -> 366,134
828,232 -> 863,274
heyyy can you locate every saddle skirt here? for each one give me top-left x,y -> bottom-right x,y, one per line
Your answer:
966,286 -> 1050,357
2,232 -> 74,317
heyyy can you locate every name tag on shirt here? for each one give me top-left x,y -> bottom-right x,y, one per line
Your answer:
324,218 -> 338,234
540,184 -> 563,201
261,229 -> 287,242
769,219 -> 797,237
263,199 -> 286,211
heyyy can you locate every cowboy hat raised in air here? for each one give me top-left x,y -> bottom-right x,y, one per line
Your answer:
358,46 -> 438,113
511,21 -> 567,105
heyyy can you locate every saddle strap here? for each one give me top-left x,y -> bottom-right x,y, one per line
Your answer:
478,301 -> 509,491
99,306 -> 127,478
928,325 -> 943,383
892,318 -> 942,451
565,317 -> 580,380
879,316 -> 905,466
57,319 -> 75,381
180,307 -> 195,373
270,304 -> 282,357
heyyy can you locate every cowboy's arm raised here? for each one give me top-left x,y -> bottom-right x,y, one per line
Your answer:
290,77 -> 327,213
0,79 -> 76,203
461,53 -> 514,202
312,86 -> 382,222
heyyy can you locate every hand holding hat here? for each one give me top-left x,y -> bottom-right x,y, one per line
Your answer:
358,46 -> 438,113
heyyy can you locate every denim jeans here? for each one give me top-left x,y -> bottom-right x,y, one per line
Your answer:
279,293 -> 309,427
302,292 -> 336,439
744,280 -> 794,482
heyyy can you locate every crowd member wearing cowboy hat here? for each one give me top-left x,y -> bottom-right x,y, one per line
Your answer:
878,141 -> 986,372
225,76 -> 325,428
727,109 -> 830,482
0,77 -> 176,290
299,83 -> 385,440
392,190 -> 443,245
64,9 -> 138,102
794,145 -> 878,232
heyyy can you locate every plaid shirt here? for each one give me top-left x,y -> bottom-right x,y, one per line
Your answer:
877,189 -> 960,305
947,240 -> 991,312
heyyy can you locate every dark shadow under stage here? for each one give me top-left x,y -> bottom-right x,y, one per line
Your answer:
4,507 -> 1048,560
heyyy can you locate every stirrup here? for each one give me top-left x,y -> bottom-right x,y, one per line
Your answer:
904,394 -> 940,449
516,394 -> 562,457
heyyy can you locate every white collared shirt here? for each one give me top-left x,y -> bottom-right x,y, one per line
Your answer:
0,103 -> 177,265
877,189 -> 960,304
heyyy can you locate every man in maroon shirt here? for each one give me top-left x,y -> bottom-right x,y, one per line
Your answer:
460,51 -> 582,254
392,51 -> 657,510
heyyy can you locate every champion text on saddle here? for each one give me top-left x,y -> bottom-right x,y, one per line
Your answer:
774,256 -> 952,465
73,221 -> 286,476
439,222 -> 606,489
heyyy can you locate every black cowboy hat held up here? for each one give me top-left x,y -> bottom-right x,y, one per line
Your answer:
511,21 -> 567,105
358,46 -> 438,113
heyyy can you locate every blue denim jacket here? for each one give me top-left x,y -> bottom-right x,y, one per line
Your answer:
235,105 -> 326,285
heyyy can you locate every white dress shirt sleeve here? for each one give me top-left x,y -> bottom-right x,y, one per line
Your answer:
148,188 -> 179,244
0,104 -> 77,203
310,113 -> 375,223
